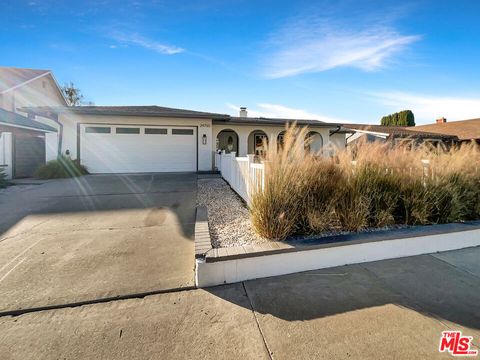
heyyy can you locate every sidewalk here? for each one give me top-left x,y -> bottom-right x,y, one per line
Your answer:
0,247 -> 479,359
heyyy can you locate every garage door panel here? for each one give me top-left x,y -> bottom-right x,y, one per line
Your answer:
80,125 -> 197,173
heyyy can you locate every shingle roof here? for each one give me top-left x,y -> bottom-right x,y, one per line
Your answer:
214,116 -> 343,127
20,105 -> 347,129
0,67 -> 50,93
344,124 -> 458,140
0,108 -> 56,132
22,105 -> 230,119
410,118 -> 480,141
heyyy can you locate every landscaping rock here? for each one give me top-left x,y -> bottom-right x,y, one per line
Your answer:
197,178 -> 268,248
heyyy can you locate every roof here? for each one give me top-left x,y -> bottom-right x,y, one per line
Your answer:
344,124 -> 458,140
214,116 -> 343,128
0,67 -> 50,93
0,108 -> 56,132
20,105 -> 347,129
21,105 -> 230,119
410,118 -> 480,141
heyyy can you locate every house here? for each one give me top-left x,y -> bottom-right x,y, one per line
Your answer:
20,105 -> 348,174
0,67 -> 65,178
409,117 -> 480,144
344,124 -> 458,148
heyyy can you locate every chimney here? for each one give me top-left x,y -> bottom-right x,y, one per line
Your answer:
436,117 -> 447,124
239,107 -> 248,118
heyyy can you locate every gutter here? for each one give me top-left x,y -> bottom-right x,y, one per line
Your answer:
329,125 -> 342,136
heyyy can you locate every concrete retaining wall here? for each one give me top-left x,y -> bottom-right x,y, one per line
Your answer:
195,221 -> 480,287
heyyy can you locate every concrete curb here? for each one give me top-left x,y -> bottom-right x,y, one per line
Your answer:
196,221 -> 480,287
194,206 -> 213,259
205,221 -> 480,263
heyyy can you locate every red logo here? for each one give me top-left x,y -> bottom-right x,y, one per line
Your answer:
439,331 -> 478,356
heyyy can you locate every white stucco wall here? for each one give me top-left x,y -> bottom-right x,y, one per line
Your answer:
58,113 -> 213,171
0,132 -> 13,179
212,124 -> 337,157
329,132 -> 346,151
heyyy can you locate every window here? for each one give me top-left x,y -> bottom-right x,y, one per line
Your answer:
172,129 -> 194,135
116,127 -> 140,134
145,128 -> 167,134
85,127 -> 111,134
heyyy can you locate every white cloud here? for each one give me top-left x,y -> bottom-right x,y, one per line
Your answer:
263,16 -> 421,78
370,91 -> 480,124
110,32 -> 184,55
226,103 -> 345,123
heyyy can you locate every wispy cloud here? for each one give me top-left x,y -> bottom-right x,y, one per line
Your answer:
226,103 -> 345,123
370,92 -> 480,124
109,31 -> 184,55
263,12 -> 421,78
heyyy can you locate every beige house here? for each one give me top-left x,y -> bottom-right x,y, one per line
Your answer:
23,105 -> 348,174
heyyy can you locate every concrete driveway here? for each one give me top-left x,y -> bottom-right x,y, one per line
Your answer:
0,174 -> 197,314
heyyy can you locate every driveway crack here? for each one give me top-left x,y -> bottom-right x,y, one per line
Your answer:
242,282 -> 274,360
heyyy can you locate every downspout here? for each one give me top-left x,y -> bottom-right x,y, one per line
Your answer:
329,125 -> 342,137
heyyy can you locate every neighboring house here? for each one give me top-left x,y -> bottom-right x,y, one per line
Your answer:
409,117 -> 480,144
0,67 -> 64,178
20,105 -> 348,174
344,124 -> 457,148
0,67 -> 67,129
0,109 -> 56,178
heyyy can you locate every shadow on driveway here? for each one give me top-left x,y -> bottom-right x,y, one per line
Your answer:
0,173 -> 197,314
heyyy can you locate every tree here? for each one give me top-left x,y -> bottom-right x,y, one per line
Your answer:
380,110 -> 415,126
61,82 -> 84,106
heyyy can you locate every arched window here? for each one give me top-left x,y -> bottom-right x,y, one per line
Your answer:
216,130 -> 239,154
305,131 -> 323,154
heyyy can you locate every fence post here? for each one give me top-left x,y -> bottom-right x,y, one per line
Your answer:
220,150 -> 226,176
261,160 -> 269,192
246,154 -> 255,200
230,152 -> 236,188
421,159 -> 430,186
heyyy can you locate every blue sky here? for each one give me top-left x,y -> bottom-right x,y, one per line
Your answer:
2,0 -> 480,124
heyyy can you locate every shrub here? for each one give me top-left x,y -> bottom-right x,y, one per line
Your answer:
249,125 -> 480,241
35,156 -> 88,179
0,168 -> 7,188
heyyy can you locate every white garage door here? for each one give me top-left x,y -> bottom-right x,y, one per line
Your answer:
80,124 -> 197,173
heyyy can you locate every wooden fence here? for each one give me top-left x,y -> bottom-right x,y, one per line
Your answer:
215,151 -> 265,204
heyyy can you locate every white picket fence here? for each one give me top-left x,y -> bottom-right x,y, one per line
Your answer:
215,151 -> 265,204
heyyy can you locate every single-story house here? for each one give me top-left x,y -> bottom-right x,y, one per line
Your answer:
344,123 -> 458,148
20,105 -> 348,174
0,108 -> 56,178
409,117 -> 480,145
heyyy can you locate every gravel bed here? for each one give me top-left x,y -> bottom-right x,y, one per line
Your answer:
197,178 -> 268,248
197,178 -> 411,248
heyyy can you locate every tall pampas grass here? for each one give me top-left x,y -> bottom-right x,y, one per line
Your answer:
249,125 -> 480,240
